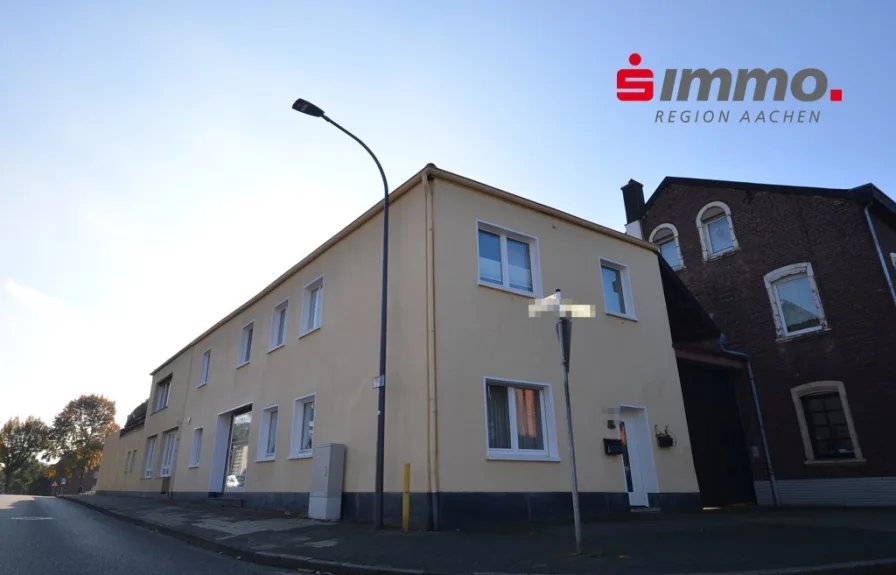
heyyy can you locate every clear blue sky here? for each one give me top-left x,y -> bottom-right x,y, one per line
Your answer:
1,1 -> 894,425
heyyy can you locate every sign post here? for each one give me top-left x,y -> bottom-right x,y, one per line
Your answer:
529,289 -> 595,555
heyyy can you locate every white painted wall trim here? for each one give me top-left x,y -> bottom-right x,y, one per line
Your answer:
791,381 -> 863,463
763,262 -> 829,340
696,201 -> 739,260
755,477 -> 896,507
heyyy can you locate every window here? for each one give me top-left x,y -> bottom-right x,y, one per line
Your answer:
238,322 -> 254,366
269,299 -> 289,350
483,377 -> 558,461
124,449 -> 136,474
300,277 -> 324,336
257,406 -> 279,460
649,224 -> 683,270
189,428 -> 203,468
143,436 -> 157,478
599,258 -> 635,319
696,201 -> 738,260
891,252 -> 896,271
290,394 -> 316,458
791,382 -> 862,463
763,263 -> 827,339
476,221 -> 541,296
159,429 -> 178,477
198,350 -> 211,387
154,378 -> 171,412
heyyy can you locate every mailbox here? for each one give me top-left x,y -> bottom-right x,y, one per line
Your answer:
603,438 -> 624,456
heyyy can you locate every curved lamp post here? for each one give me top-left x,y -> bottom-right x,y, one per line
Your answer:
292,98 -> 390,529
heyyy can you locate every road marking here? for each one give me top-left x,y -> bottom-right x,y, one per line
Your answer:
9,517 -> 53,520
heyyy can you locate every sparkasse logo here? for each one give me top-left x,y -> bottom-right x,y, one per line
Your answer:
616,53 -> 842,124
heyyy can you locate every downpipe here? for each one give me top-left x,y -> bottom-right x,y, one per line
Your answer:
864,203 -> 896,308
719,335 -> 780,507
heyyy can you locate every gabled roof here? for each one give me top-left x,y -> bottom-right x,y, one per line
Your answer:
642,176 -> 896,226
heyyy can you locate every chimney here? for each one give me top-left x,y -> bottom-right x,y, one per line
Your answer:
621,179 -> 646,239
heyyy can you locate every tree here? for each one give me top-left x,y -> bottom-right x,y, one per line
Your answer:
0,416 -> 49,492
46,395 -> 120,484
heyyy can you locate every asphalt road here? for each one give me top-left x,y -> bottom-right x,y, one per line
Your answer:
0,495 -> 296,575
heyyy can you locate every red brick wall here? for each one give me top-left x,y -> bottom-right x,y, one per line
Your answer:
642,185 -> 896,481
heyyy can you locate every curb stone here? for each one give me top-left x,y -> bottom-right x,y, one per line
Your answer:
58,497 -> 896,575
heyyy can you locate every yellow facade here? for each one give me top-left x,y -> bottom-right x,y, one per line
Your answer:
97,165 -> 699,527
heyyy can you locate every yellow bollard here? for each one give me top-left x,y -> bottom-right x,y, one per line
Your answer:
402,463 -> 410,532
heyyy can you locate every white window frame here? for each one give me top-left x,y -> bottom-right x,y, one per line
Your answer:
269,298 -> 289,351
599,258 -> 637,321
289,394 -> 316,459
475,220 -> 543,298
159,429 -> 178,478
649,223 -> 684,270
143,436 -> 157,478
153,378 -> 171,412
300,276 -> 324,337
198,349 -> 211,387
189,427 -> 203,468
256,405 -> 279,461
237,321 -> 254,367
482,377 -> 559,462
890,252 -> 896,271
696,201 -> 739,260
763,262 -> 828,340
791,381 -> 863,465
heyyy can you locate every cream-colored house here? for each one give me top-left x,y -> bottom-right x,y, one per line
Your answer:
97,165 -> 700,529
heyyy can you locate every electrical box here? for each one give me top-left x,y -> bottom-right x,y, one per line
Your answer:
308,443 -> 346,520
603,438 -> 624,456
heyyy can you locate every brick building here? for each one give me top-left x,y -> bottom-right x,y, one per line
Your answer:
622,177 -> 896,506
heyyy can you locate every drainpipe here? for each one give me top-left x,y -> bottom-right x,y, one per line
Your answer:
422,169 -> 441,530
718,335 -> 779,507
864,204 -> 896,308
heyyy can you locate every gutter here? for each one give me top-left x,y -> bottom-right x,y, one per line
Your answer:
864,203 -> 896,308
718,335 -> 780,507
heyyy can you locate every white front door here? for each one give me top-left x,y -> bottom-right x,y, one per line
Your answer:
619,406 -> 655,507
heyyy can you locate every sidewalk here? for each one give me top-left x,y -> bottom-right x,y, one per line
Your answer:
63,494 -> 896,575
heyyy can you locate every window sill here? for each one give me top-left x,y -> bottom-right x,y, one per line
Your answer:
478,280 -> 538,300
236,360 -> 250,370
804,458 -> 865,467
196,382 -> 207,389
255,455 -> 276,463
299,326 -> 321,339
704,247 -> 739,262
775,326 -> 830,343
267,343 -> 286,354
152,406 -> 168,415
605,310 -> 638,322
487,452 -> 560,462
188,464 -> 199,469
289,452 -> 313,460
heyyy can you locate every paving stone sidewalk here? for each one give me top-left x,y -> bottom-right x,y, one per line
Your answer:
63,494 -> 896,575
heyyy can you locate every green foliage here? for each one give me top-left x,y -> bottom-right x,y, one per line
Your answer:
45,394 -> 120,482
0,416 -> 49,492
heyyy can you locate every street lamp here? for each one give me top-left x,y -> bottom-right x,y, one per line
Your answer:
292,98 -> 390,529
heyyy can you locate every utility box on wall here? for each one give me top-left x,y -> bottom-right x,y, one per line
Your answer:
308,443 -> 346,520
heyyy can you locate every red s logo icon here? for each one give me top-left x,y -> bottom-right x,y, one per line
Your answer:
617,53 -> 654,102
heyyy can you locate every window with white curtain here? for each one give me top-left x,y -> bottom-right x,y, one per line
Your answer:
763,262 -> 827,339
159,429 -> 178,477
257,406 -> 279,460
143,436 -> 157,478
649,224 -> 683,270
189,428 -> 203,468
484,378 -> 558,461
290,395 -> 316,458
